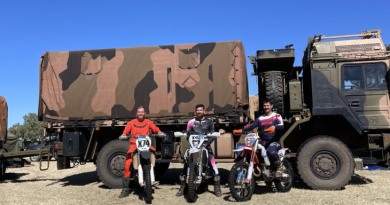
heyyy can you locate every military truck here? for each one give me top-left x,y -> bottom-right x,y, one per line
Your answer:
249,29 -> 390,190
1,96 -> 51,178
39,30 -> 390,190
38,41 -> 249,188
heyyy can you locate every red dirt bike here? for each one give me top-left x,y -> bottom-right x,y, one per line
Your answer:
228,133 -> 293,202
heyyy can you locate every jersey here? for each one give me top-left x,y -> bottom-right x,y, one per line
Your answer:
242,112 -> 284,143
187,117 -> 215,145
122,118 -> 161,144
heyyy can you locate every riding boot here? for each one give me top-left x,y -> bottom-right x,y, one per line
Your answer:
118,177 -> 131,198
214,174 -> 222,197
274,159 -> 283,178
176,175 -> 186,197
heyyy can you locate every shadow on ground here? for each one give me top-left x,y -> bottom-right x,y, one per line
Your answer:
0,173 -> 30,182
349,173 -> 373,185
46,171 -> 100,187
291,173 -> 373,190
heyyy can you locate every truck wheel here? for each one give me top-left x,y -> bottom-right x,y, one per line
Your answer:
297,136 -> 354,190
262,72 -> 284,115
96,140 -> 130,189
30,155 -> 40,162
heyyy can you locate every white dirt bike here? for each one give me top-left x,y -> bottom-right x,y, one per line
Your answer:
174,131 -> 220,203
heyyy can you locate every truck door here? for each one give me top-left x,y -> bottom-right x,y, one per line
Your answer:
339,62 -> 390,128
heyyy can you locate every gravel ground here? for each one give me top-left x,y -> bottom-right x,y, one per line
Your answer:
0,161 -> 389,205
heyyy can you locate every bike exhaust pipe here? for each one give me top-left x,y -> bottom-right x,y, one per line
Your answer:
253,166 -> 261,178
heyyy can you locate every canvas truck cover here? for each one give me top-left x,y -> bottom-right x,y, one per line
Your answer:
38,41 -> 249,121
0,96 -> 7,142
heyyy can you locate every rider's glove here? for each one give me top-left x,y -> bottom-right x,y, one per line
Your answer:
233,129 -> 243,136
264,126 -> 275,134
119,134 -> 129,141
158,132 -> 166,137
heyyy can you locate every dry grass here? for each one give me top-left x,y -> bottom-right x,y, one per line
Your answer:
0,161 -> 389,205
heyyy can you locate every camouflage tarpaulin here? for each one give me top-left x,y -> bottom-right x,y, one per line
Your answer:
39,41 -> 249,121
3,133 -> 18,153
0,96 -> 7,142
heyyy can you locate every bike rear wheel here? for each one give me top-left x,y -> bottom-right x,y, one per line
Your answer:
274,159 -> 293,192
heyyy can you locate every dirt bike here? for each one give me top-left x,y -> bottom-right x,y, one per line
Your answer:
228,132 -> 293,202
121,133 -> 165,204
174,131 -> 220,203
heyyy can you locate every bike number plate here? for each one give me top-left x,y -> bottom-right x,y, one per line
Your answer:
136,137 -> 151,152
189,135 -> 205,149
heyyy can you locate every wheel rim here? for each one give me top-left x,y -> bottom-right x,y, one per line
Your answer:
107,151 -> 127,178
31,156 -> 39,161
310,150 -> 341,180
233,165 -> 252,198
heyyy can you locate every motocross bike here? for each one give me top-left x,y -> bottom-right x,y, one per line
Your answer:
174,131 -> 220,203
228,133 -> 293,202
120,133 -> 165,204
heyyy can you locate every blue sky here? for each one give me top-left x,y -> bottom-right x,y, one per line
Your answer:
1,0 -> 389,128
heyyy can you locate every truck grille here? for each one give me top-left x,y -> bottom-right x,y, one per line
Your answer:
336,43 -> 381,52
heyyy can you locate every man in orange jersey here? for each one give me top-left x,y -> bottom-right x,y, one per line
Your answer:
118,106 -> 163,198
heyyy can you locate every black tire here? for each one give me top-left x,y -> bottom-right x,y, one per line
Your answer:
154,162 -> 170,180
96,140 -> 130,189
297,136 -> 354,190
262,72 -> 284,115
0,162 -> 6,178
143,164 -> 153,204
228,161 -> 256,202
274,159 -> 293,192
30,155 -> 40,162
187,163 -> 198,203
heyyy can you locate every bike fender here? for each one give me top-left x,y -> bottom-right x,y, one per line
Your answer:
141,151 -> 151,160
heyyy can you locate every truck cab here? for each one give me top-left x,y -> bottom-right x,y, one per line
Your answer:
250,30 -> 390,190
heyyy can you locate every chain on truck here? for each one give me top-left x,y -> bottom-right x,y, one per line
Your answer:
39,30 -> 390,190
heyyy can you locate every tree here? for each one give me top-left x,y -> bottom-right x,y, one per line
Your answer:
9,123 -> 25,139
387,44 -> 390,51
8,113 -> 44,141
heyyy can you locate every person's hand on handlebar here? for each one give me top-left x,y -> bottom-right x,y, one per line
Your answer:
119,134 -> 130,141
233,129 -> 243,136
157,132 -> 166,137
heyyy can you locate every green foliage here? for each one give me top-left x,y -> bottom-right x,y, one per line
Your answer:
387,44 -> 390,51
8,113 -> 44,141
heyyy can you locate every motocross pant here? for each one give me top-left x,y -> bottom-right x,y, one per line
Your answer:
180,146 -> 219,177
263,141 -> 281,164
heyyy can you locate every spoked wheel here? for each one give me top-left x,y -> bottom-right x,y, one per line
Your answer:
187,163 -> 198,203
274,159 -> 293,192
228,161 -> 256,202
143,164 -> 153,204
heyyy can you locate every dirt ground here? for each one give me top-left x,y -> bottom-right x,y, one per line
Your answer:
0,161 -> 389,205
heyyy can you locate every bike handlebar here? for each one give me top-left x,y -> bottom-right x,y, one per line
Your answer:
119,133 -> 166,141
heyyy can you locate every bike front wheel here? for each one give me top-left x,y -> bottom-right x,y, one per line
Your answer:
228,161 -> 256,202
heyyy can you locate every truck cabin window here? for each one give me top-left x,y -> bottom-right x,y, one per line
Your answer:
343,63 -> 387,90
343,65 -> 363,90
